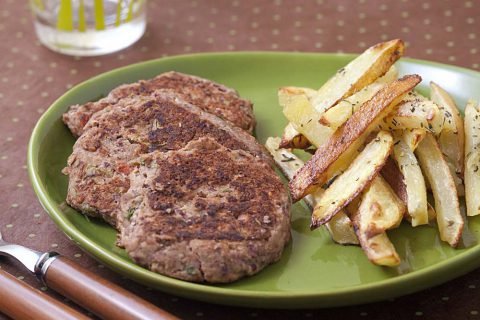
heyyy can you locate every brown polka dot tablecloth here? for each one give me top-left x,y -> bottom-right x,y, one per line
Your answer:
1,0 -> 480,319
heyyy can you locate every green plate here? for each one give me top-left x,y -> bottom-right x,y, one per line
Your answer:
28,52 -> 480,309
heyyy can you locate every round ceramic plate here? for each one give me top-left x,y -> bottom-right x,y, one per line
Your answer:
28,52 -> 480,309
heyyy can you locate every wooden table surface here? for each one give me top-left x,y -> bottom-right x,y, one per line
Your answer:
0,0 -> 479,319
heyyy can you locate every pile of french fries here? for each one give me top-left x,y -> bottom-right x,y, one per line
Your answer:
266,39 -> 480,266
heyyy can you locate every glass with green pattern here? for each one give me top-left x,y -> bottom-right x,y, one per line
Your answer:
30,0 -> 147,56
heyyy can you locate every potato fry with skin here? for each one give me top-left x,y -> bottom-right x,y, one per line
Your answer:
320,210 -> 359,245
356,232 -> 400,267
279,86 -> 317,98
304,191 -> 359,245
464,100 -> 480,216
379,92 -> 444,134
273,39 -> 474,267
278,86 -> 318,108
265,137 -> 305,179
393,129 -> 428,190
281,40 -> 404,147
319,82 -> 384,128
438,128 -> 465,175
264,137 -> 358,245
342,173 -> 406,237
350,187 -> 401,266
381,158 -> 408,204
360,176 -> 405,233
290,75 -> 421,202
415,134 -> 464,247
309,39 -> 404,114
347,189 -> 400,267
430,82 -> 465,175
399,129 -> 426,151
279,123 -> 311,149
382,157 -> 436,226
391,138 -> 428,226
319,66 -> 399,129
311,131 -> 394,228
414,90 -> 457,132
310,176 -> 403,244
446,160 -> 465,197
280,87 -> 334,148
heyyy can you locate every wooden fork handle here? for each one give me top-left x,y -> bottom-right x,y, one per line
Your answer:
42,256 -> 179,320
0,268 -> 90,320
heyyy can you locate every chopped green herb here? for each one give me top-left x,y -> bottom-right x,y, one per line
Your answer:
126,207 -> 136,220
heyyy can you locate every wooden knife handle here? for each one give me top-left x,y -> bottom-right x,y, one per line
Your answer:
0,268 -> 90,320
43,256 -> 179,320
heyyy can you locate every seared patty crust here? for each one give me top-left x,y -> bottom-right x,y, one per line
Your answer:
120,138 -> 290,282
64,90 -> 273,229
62,72 -> 255,137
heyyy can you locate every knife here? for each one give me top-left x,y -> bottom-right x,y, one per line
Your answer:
0,268 -> 91,320
0,231 -> 179,320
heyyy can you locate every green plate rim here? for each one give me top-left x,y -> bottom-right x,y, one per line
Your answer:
27,51 -> 480,308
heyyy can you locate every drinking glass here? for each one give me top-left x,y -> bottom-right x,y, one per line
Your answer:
30,0 -> 147,56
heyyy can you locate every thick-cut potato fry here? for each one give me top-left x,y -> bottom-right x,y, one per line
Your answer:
311,131 -> 394,228
280,87 -> 334,148
382,157 -> 436,226
271,39 -> 474,268
278,86 -> 318,110
264,137 -> 358,245
379,92 -> 444,134
430,82 -> 465,175
360,176 -> 405,233
265,137 -> 306,178
446,160 -> 465,197
415,134 -> 464,247
381,158 -> 408,204
319,66 -> 398,129
398,129 -> 426,151
439,132 -> 464,174
304,191 -> 359,245
391,138 -> 428,226
319,82 -> 384,128
310,177 -> 401,245
464,100 -> 480,216
309,39 -> 404,114
350,188 -> 400,266
345,174 -> 405,227
320,210 -> 359,245
290,75 -> 421,202
356,232 -> 400,266
279,123 -> 311,149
